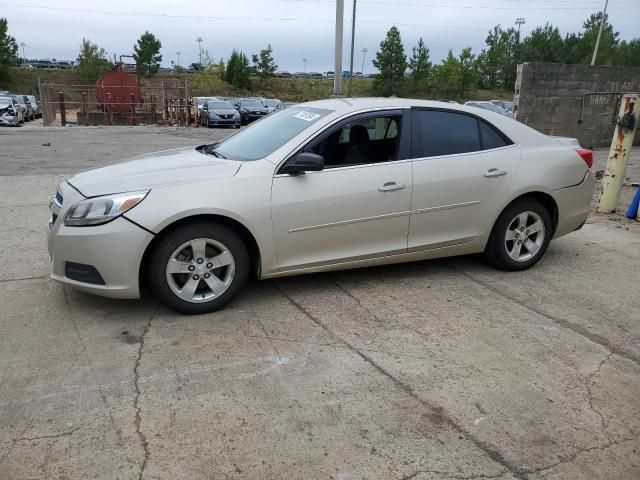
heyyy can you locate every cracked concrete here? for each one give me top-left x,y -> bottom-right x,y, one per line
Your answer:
1,127 -> 639,479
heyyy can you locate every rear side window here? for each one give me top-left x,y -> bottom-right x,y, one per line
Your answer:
479,119 -> 510,150
412,110 -> 481,158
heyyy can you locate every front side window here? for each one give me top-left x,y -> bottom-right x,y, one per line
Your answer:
309,114 -> 402,168
211,107 -> 332,161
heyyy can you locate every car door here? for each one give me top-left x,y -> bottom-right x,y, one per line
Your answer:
270,110 -> 413,273
408,108 -> 521,251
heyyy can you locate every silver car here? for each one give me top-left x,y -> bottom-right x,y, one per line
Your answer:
47,98 -> 594,314
200,99 -> 241,128
0,96 -> 24,126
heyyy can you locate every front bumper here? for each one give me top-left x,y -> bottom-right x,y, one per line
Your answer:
0,115 -> 18,126
208,117 -> 241,126
47,183 -> 154,299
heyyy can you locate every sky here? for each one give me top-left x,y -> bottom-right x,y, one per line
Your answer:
2,0 -> 639,73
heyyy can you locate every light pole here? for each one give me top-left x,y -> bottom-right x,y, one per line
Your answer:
196,37 -> 203,65
591,0 -> 609,65
333,0 -> 344,96
176,51 -> 181,67
19,42 -> 26,60
303,57 -> 307,72
515,17 -> 525,39
361,48 -> 368,75
347,0 -> 357,96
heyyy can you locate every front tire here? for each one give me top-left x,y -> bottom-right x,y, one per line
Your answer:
147,222 -> 250,314
484,198 -> 552,271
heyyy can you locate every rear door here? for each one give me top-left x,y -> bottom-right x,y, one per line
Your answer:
408,108 -> 521,251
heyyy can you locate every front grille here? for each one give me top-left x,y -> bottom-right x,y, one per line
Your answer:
220,114 -> 232,119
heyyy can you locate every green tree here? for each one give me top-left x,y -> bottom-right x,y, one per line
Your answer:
252,44 -> 278,81
76,38 -> 111,84
433,50 -> 461,99
477,25 -> 518,89
372,26 -> 407,96
408,37 -> 431,82
614,38 -> 640,67
458,47 -> 477,98
225,49 -> 251,89
519,23 -> 564,63
580,12 -> 619,64
133,31 -> 162,77
0,18 -> 19,85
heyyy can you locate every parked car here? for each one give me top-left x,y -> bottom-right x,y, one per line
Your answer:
27,95 -> 41,118
324,71 -> 335,79
20,95 -> 35,120
237,98 -> 269,125
200,99 -> 241,128
293,72 -> 310,78
12,95 -> 29,121
275,71 -> 292,78
465,101 -> 510,117
309,72 -> 323,79
491,100 -> 514,113
0,95 -> 24,126
262,98 -> 283,113
47,98 -> 594,314
192,96 -> 219,118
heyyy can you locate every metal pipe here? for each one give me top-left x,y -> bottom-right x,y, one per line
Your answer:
597,94 -> 640,213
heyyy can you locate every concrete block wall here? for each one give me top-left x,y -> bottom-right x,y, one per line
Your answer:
513,63 -> 640,149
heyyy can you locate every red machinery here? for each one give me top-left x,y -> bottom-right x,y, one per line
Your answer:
95,55 -> 141,113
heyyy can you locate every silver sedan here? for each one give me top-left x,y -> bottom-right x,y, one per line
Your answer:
47,98 -> 594,314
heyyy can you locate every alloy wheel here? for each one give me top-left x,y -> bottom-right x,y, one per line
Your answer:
504,211 -> 545,262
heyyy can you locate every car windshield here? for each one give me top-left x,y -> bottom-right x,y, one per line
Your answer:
264,100 -> 280,107
211,107 -> 332,161
240,100 -> 264,109
207,101 -> 233,110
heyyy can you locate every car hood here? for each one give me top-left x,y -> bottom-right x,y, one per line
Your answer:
210,109 -> 238,115
67,146 -> 242,197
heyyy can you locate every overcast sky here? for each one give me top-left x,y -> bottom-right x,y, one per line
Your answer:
3,0 -> 639,72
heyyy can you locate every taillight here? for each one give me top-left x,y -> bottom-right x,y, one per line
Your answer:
576,148 -> 593,169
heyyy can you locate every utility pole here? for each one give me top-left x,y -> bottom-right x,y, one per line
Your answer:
303,57 -> 308,72
19,42 -> 26,61
598,94 -> 640,213
176,51 -> 181,67
348,0 -> 357,97
197,37 -> 203,65
361,47 -> 368,75
333,0 -> 344,96
591,0 -> 609,65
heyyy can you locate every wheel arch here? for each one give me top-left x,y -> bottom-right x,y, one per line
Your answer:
139,213 -> 262,293
497,190 -> 559,235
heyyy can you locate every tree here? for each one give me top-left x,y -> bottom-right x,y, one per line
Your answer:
614,38 -> 640,67
409,37 -> 431,82
432,48 -> 477,100
252,44 -> 278,81
372,26 -> 407,96
518,23 -> 564,63
76,38 -> 111,84
458,47 -> 477,98
0,18 -> 19,85
133,31 -> 162,77
476,25 -> 518,89
225,49 -> 251,89
580,12 -> 619,65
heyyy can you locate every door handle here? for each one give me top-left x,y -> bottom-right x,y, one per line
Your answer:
378,182 -> 406,192
484,168 -> 507,178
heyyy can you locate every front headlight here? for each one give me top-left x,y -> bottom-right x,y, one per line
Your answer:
64,191 -> 149,226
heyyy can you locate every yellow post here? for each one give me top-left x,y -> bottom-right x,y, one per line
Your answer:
598,94 -> 640,213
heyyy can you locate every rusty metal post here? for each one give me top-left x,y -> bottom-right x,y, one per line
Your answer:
186,99 -> 192,127
598,94 -> 640,213
106,93 -> 113,126
130,93 -> 136,125
150,94 -> 156,124
82,91 -> 89,126
58,92 -> 66,126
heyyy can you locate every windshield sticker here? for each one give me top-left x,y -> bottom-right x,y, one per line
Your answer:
294,111 -> 321,122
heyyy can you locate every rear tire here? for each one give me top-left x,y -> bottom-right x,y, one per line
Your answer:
484,198 -> 552,271
147,222 -> 250,314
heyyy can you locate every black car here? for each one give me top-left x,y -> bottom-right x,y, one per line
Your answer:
237,98 -> 269,125
200,100 -> 241,128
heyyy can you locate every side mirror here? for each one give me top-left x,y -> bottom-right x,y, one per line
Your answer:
281,152 -> 325,175
202,104 -> 208,110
